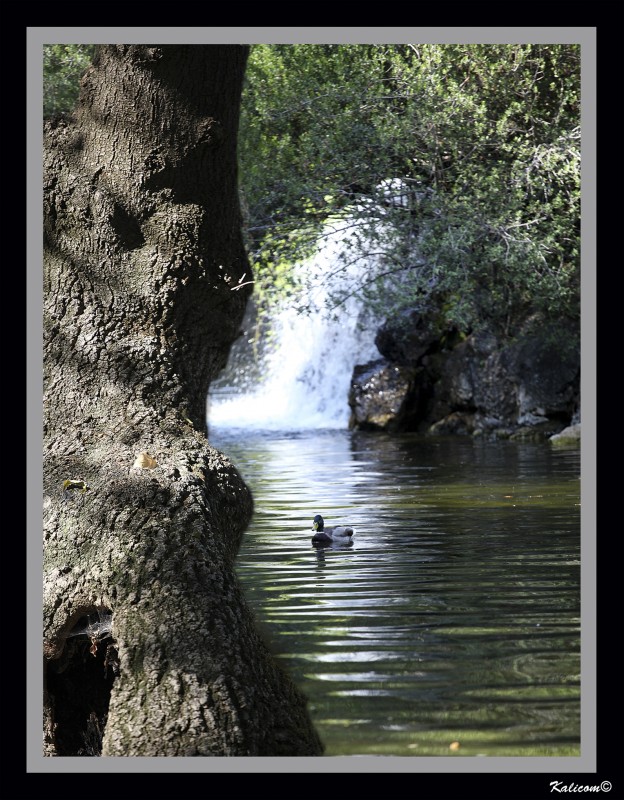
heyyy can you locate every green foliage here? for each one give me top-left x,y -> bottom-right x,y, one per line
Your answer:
239,43 -> 581,339
41,42 -> 581,341
43,44 -> 94,118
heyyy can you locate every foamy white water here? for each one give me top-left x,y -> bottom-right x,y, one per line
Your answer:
208,215 -> 383,431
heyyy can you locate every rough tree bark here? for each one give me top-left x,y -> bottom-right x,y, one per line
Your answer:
43,44 -> 323,757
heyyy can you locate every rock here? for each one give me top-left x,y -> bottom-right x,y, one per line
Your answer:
375,306 -> 456,366
423,323 -> 579,436
550,423 -> 581,446
509,421 -> 566,442
427,412 -> 475,436
348,359 -> 421,431
427,330 -> 519,425
352,313 -> 579,438
375,308 -> 444,365
513,327 -> 579,420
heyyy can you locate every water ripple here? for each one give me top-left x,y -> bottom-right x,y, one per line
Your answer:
213,430 -> 581,756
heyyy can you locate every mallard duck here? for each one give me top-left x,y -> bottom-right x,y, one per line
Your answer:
311,514 -> 355,544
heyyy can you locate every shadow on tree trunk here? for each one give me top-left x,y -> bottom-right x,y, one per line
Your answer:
43,44 -> 324,757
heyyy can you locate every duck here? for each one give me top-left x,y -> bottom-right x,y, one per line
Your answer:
311,514 -> 355,544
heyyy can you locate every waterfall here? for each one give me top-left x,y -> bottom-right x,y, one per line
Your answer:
208,214 -> 384,431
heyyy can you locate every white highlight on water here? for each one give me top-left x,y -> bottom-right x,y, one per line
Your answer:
208,215 -> 383,431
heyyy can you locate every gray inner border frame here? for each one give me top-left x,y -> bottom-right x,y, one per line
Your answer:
27,26 -> 596,775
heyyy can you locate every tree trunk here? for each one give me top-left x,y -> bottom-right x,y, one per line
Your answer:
43,44 -> 323,757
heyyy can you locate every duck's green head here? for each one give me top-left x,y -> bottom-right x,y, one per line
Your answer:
312,514 -> 325,532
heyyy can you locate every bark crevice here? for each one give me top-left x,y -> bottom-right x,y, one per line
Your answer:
45,607 -> 118,757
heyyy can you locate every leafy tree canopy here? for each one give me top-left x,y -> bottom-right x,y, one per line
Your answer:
240,43 -> 580,340
43,44 -> 95,118
43,43 -> 581,341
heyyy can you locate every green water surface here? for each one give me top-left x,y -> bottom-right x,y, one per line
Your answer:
210,430 -> 581,757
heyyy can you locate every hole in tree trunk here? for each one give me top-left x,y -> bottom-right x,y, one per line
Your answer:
45,608 -> 119,756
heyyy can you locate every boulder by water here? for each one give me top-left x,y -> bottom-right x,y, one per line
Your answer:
549,423 -> 581,446
350,317 -> 580,441
348,359 -> 422,431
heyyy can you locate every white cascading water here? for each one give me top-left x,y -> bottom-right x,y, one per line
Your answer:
207,214 -> 384,431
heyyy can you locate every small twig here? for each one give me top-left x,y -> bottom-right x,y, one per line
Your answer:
231,280 -> 255,291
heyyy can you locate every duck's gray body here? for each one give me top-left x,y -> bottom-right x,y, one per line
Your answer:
311,514 -> 354,544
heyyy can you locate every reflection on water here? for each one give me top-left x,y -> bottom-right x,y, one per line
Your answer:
209,429 -> 581,757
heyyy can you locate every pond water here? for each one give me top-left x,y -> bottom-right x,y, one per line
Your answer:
208,428 -> 581,757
